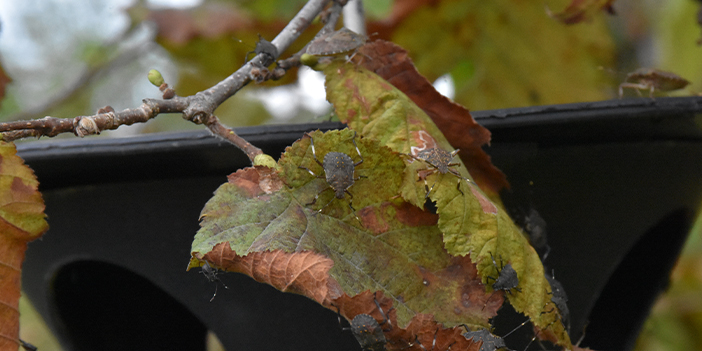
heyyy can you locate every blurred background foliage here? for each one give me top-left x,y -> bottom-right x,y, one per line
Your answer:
0,0 -> 701,350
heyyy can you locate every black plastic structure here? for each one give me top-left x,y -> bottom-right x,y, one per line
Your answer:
20,97 -> 702,351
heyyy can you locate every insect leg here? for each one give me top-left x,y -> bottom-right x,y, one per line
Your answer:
308,133 -> 324,168
351,131 -> 364,167
618,83 -> 647,98
308,187 -> 333,206
299,165 -> 323,178
502,317 -> 532,339
332,304 -> 357,334
373,291 -> 394,332
345,190 -> 361,223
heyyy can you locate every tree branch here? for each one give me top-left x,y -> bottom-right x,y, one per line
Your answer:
0,0 -> 337,164
182,0 -> 333,122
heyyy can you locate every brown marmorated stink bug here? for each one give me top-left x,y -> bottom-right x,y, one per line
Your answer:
486,253 -> 521,295
544,270 -> 570,333
618,68 -> 690,98
335,292 -> 393,351
299,131 -> 364,220
405,147 -> 469,198
244,34 -> 278,64
460,327 -> 508,351
306,27 -> 367,58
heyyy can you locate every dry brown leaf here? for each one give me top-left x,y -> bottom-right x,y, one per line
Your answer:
203,243 -> 340,306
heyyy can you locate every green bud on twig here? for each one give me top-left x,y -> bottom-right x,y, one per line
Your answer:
300,53 -> 319,68
148,69 -> 165,87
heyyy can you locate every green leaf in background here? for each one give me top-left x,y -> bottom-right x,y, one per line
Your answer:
389,0 -> 615,110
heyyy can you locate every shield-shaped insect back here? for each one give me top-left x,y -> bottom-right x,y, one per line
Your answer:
244,34 -> 278,64
306,27 -> 367,57
298,131 -> 365,222
487,253 -> 521,295
335,292 -> 393,351
545,270 -> 570,333
405,147 -> 467,199
460,327 -> 508,351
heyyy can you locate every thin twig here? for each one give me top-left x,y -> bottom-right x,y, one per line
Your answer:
6,26 -> 156,122
277,2 -> 346,74
0,0 -> 336,164
183,0 -> 333,122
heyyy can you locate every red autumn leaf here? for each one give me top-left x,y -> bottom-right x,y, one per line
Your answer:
352,40 -> 509,196
547,0 -> 617,25
0,142 -> 49,351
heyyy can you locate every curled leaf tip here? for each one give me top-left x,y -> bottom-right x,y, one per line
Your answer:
147,69 -> 165,87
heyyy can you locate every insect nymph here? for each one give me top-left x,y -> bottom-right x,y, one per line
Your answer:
299,131 -> 364,219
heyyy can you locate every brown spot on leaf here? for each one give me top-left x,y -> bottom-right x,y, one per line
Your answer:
467,183 -> 497,215
359,205 -> 392,234
438,256 -> 501,320
395,201 -> 438,227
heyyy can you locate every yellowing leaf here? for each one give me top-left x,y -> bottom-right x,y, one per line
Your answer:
0,142 -> 48,351
390,0 -> 615,110
322,61 -> 571,348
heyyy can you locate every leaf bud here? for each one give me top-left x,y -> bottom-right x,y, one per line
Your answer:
147,69 -> 165,87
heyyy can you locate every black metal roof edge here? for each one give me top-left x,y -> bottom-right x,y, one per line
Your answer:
473,96 -> 702,128
16,122 -> 346,161
16,96 -> 702,161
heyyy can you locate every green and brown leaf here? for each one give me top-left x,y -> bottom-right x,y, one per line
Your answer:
0,142 -> 48,351
190,58 -> 570,348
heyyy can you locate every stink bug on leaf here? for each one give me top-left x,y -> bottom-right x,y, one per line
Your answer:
299,131 -> 365,221
335,292 -> 393,351
306,27 -> 367,58
460,327 -> 508,351
545,270 -> 570,333
487,253 -> 521,295
405,147 -> 469,198
618,68 -> 690,98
